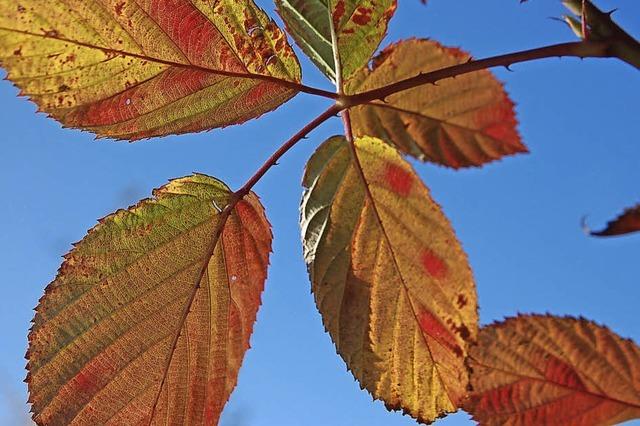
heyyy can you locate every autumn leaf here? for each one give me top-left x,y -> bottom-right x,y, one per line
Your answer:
27,174 -> 271,425
347,39 -> 527,168
300,135 -> 477,423
589,203 -> 640,237
0,0 -> 301,140
465,314 -> 640,425
276,0 -> 396,84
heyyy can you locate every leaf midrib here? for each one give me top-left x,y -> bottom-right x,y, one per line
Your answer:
346,139 -> 461,410
0,26 -> 300,89
471,359 -> 640,412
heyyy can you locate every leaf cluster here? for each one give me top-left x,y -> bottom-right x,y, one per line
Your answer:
0,0 -> 638,425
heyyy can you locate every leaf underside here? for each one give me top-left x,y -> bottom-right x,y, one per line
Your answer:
348,39 -> 527,168
0,0 -> 301,140
27,174 -> 272,425
277,0 -> 396,83
466,314 -> 640,425
301,135 -> 478,423
591,204 -> 640,237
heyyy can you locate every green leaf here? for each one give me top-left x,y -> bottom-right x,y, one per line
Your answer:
27,174 -> 272,425
300,135 -> 477,423
277,0 -> 397,85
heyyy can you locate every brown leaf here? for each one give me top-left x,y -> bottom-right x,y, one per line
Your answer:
591,204 -> 640,237
347,39 -> 527,168
465,314 -> 640,425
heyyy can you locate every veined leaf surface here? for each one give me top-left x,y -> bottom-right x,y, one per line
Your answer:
301,135 -> 477,423
0,0 -> 301,140
277,0 -> 396,84
590,203 -> 640,237
27,174 -> 272,425
466,315 -> 640,425
348,39 -> 527,168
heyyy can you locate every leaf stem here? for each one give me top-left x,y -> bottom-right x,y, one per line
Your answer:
343,41 -> 614,107
235,104 -> 341,198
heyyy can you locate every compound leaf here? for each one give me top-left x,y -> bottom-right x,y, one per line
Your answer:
0,0 -> 301,140
301,135 -> 477,423
276,0 -> 396,84
466,314 -> 640,425
348,39 -> 527,168
590,203 -> 640,237
27,174 -> 272,425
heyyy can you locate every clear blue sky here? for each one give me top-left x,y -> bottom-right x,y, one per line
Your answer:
1,1 -> 638,425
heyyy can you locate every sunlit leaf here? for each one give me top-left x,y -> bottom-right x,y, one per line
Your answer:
590,203 -> 640,237
465,314 -> 640,425
277,0 -> 396,84
0,0 -> 301,140
347,39 -> 527,168
27,174 -> 271,425
300,135 -> 477,423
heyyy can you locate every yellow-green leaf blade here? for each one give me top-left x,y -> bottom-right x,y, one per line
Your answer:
277,0 -> 396,84
466,315 -> 640,425
0,0 -> 301,140
348,39 -> 527,168
27,174 -> 272,425
301,135 -> 477,423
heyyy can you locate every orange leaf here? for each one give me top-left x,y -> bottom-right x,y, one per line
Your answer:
27,175 -> 271,425
465,315 -> 640,425
0,0 -> 301,140
590,204 -> 640,237
347,39 -> 527,168
301,135 -> 478,423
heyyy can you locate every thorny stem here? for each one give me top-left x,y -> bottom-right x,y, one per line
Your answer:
148,104 -> 340,423
342,41 -> 615,107
234,104 -> 342,199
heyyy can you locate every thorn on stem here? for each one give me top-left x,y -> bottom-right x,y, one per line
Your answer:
605,8 -> 617,18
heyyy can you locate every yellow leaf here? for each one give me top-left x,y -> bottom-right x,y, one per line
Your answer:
301,135 -> 478,423
348,39 -> 527,168
466,314 -> 640,425
27,174 -> 272,425
0,0 -> 301,140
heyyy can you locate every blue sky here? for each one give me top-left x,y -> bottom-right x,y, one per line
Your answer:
1,1 -> 639,425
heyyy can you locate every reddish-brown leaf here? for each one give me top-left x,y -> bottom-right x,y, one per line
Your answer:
465,315 -> 640,425
591,204 -> 640,237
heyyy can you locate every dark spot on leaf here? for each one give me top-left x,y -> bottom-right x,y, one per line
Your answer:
352,7 -> 373,25
114,1 -> 125,16
456,294 -> 467,308
384,163 -> 413,197
332,0 -> 346,25
420,249 -> 447,279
